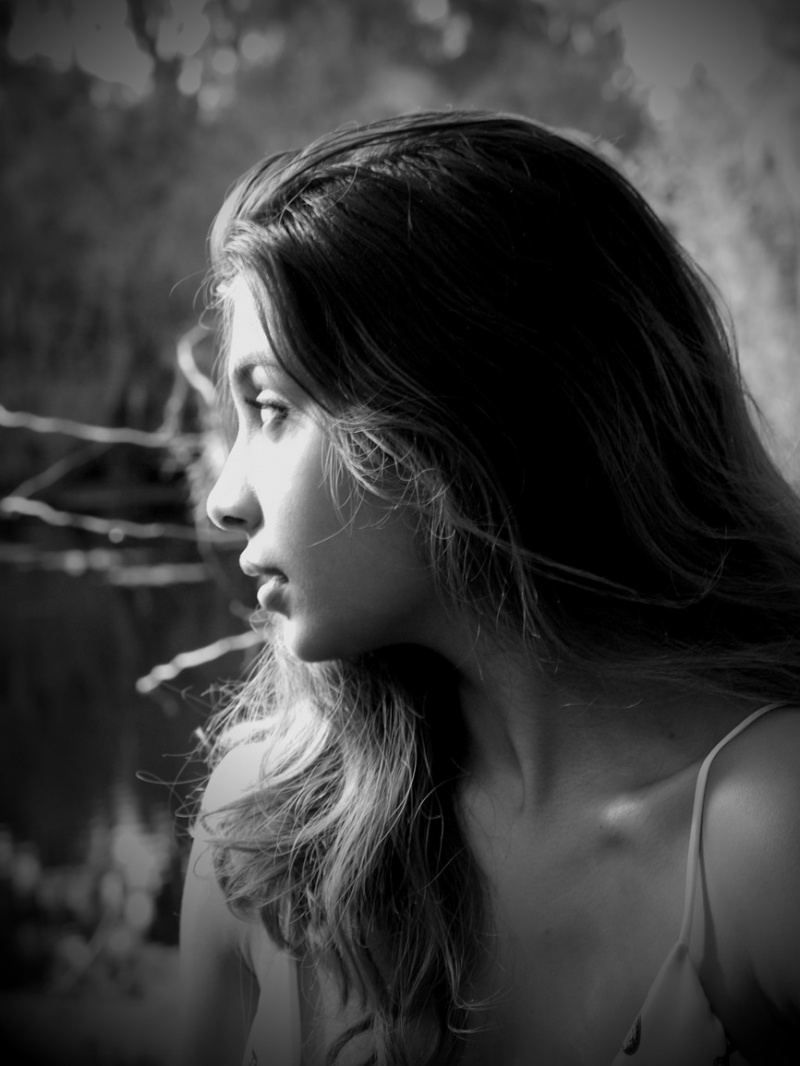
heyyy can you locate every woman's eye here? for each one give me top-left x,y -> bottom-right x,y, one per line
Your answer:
246,397 -> 289,428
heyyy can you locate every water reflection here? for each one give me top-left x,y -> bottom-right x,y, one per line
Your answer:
1,787 -> 182,993
0,799 -> 186,1064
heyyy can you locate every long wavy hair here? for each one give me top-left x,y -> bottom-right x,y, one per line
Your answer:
202,111 -> 800,1065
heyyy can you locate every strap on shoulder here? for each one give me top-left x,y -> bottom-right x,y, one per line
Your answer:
678,702 -> 787,946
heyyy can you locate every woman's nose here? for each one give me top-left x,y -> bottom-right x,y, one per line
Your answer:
206,446 -> 261,533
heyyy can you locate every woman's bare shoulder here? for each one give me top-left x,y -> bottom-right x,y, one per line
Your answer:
702,705 -> 800,1043
178,741 -> 274,1066
199,737 -> 272,819
704,704 -> 800,854
183,736 -> 273,954
180,735 -> 306,1066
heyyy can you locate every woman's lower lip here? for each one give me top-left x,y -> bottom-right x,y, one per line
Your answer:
257,575 -> 288,611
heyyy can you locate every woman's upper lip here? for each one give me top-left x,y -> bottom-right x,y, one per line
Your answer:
239,554 -> 285,580
257,569 -> 287,585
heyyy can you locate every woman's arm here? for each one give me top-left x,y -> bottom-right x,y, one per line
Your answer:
177,827 -> 259,1066
175,743 -> 270,1066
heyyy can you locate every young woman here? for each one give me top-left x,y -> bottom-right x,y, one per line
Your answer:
178,111 -> 800,1066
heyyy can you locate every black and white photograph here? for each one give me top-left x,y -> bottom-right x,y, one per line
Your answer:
1,2 -> 799,1064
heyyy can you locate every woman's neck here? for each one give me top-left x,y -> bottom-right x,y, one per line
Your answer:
440,625 -> 750,819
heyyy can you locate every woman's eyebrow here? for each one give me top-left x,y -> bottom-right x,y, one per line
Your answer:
229,354 -> 283,388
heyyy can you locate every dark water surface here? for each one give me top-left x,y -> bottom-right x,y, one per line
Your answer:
1,559 -> 249,867
0,530 -> 254,1012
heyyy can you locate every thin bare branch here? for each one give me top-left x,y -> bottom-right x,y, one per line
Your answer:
11,443 -> 107,499
0,403 -> 203,448
177,324 -> 218,410
107,562 -> 210,586
0,495 -> 240,544
136,630 -> 263,694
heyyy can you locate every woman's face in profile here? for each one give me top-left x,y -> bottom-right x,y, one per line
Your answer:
206,278 -> 443,662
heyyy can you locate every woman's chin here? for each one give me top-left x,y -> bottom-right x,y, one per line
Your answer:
278,617 -> 375,664
278,618 -> 333,663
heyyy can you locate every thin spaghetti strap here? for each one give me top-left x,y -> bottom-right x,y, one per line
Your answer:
677,702 -> 787,946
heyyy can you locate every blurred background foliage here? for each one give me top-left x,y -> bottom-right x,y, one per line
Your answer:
2,0 -> 799,464
0,1 -> 798,1062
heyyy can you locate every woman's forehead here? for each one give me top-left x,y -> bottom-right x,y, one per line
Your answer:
224,275 -> 326,406
225,278 -> 290,382
227,277 -> 271,359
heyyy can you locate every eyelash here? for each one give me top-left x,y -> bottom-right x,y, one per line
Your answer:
245,397 -> 289,427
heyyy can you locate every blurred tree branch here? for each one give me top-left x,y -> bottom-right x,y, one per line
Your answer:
0,403 -> 203,449
136,629 -> 262,695
0,494 -> 235,543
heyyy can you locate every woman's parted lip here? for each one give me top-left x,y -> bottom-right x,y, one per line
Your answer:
255,567 -> 287,583
238,554 -> 288,610
256,572 -> 288,611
